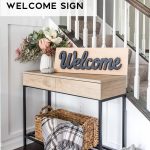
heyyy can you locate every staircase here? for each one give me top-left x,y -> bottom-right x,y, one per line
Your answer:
60,17 -> 148,103
58,0 -> 150,121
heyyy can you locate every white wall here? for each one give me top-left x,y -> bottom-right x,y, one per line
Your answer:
0,17 -> 60,150
126,99 -> 150,150
0,17 -> 43,150
0,16 -> 150,150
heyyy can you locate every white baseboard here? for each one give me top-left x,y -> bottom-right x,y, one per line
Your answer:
1,134 -> 33,150
1,126 -> 34,150
1,135 -> 24,150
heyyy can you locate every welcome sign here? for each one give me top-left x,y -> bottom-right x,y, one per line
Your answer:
54,48 -> 129,75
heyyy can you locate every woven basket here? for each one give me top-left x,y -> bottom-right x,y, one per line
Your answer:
35,105 -> 98,150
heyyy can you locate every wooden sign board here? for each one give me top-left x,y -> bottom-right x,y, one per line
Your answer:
54,48 -> 128,75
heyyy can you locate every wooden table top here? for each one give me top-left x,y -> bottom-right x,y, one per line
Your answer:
23,71 -> 127,100
24,70 -> 126,84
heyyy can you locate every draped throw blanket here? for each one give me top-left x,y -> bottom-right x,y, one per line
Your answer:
42,117 -> 83,150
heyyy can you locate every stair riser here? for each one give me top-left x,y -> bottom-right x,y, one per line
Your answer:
78,34 -> 113,47
128,65 -> 148,85
87,36 -> 112,47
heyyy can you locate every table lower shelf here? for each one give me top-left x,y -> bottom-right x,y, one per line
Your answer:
26,131 -> 43,145
26,131 -> 116,150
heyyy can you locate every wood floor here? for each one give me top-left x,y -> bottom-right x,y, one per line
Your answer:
15,143 -> 43,150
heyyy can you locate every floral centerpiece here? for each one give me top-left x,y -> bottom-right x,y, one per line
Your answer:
16,27 -> 72,73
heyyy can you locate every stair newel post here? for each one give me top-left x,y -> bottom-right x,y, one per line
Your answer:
75,0 -> 79,40
142,0 -> 146,55
92,0 -> 97,48
83,0 -> 88,47
147,19 -> 150,111
67,0 -> 71,32
102,0 -> 106,48
134,9 -> 140,99
124,1 -> 128,48
113,0 -> 116,48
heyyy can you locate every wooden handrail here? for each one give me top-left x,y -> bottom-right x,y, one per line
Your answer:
125,0 -> 150,18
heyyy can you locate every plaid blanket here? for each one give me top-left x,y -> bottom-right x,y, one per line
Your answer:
42,117 -> 83,150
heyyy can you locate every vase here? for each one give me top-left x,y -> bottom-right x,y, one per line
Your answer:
40,54 -> 54,74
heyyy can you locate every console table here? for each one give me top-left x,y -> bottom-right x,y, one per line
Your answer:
23,70 -> 127,150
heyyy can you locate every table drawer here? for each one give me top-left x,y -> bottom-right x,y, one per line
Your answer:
23,74 -> 55,90
55,78 -> 100,99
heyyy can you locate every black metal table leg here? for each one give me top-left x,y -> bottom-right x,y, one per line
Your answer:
48,91 -> 51,105
122,95 -> 126,148
23,86 -> 27,147
99,101 -> 103,150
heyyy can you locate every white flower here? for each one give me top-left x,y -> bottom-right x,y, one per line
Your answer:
43,28 -> 57,40
51,37 -> 62,45
43,28 -> 62,45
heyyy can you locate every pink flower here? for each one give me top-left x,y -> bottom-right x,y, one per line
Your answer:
39,38 -> 50,53
67,41 -> 73,48
39,38 -> 55,56
16,48 -> 21,59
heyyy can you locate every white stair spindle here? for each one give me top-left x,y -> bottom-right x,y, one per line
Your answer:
113,0 -> 116,48
102,0 -> 106,48
124,1 -> 128,48
127,3 -> 130,41
67,16 -> 71,32
120,0 -> 124,35
83,0 -> 88,47
67,0 -> 71,32
75,0 -> 79,40
134,8 -> 137,46
118,0 -> 122,33
134,9 -> 140,99
147,19 -> 150,111
92,0 -> 97,48
142,0 -> 146,55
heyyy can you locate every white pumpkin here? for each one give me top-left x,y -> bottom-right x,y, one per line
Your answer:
40,54 -> 54,74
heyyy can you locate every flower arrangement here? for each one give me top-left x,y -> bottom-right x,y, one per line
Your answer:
16,27 -> 72,62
